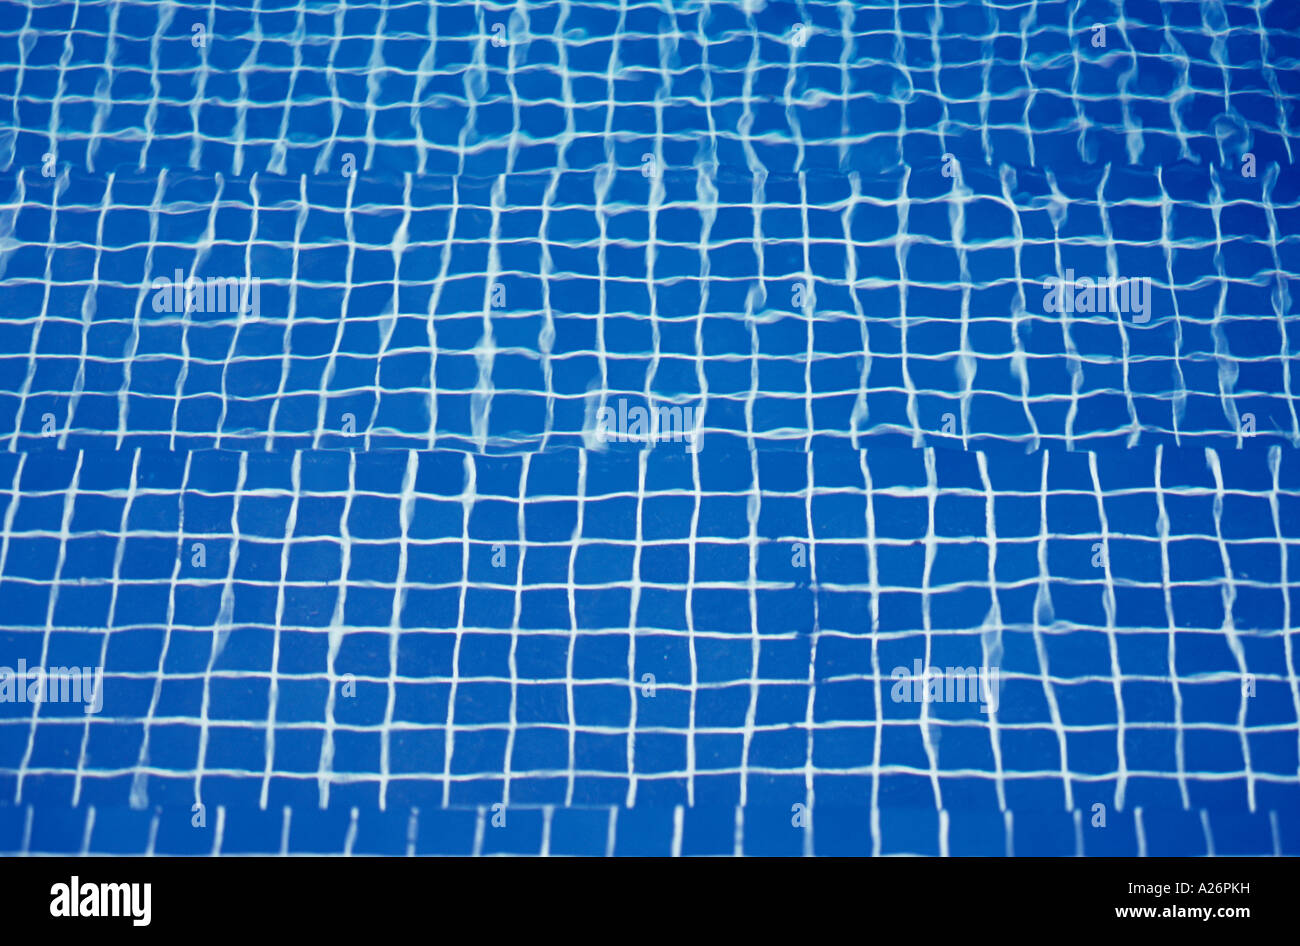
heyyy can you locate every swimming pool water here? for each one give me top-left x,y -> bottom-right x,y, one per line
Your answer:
0,0 -> 1297,856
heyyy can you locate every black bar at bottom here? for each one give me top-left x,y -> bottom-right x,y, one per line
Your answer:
0,855 -> 1287,934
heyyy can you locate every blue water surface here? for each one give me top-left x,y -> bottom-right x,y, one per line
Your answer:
0,0 -> 1297,855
